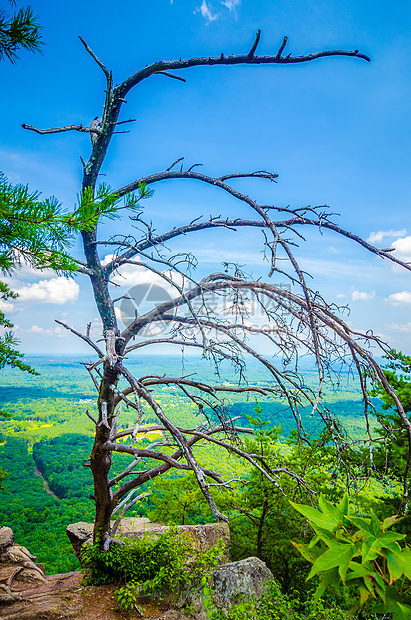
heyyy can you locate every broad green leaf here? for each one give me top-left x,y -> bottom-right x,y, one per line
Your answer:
373,595 -> 411,620
319,494 -> 343,523
337,544 -> 356,584
386,550 -> 405,583
402,546 -> 411,579
313,527 -> 343,547
358,584 -> 372,608
361,537 -> 380,563
291,541 -> 322,564
363,532 -> 404,564
307,544 -> 353,581
308,534 -> 321,548
336,493 -> 349,519
381,514 -> 402,531
370,510 -> 382,537
313,567 -> 340,603
392,602 -> 411,620
373,579 -> 387,604
345,560 -> 377,581
346,515 -> 376,537
290,501 -> 340,531
378,531 -> 406,545
363,574 -> 377,597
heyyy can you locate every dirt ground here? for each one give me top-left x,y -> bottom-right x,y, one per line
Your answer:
0,571 -> 175,620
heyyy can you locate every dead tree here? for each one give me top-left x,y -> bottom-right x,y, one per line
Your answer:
23,32 -> 411,548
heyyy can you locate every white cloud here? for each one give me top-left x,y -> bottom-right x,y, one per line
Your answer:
367,229 -> 407,244
335,293 -> 346,299
351,290 -> 375,301
220,0 -> 240,9
0,298 -> 15,313
110,260 -> 184,296
196,0 -> 220,22
387,290 -> 411,305
29,324 -> 66,338
392,235 -> 411,263
388,322 -> 411,332
30,324 -> 44,333
101,253 -> 115,267
114,306 -> 123,320
13,278 -> 80,305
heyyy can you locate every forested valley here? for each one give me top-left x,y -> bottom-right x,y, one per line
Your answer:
0,354 -> 407,598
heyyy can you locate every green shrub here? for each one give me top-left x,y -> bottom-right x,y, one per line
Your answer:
82,527 -> 193,591
82,527 -> 226,611
291,493 -> 411,618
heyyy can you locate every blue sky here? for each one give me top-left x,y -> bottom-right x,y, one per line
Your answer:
1,0 -> 411,355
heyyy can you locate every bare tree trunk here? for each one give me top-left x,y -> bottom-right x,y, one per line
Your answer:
90,363 -> 119,543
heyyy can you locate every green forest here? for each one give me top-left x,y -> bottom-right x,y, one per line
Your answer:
1,354 -> 409,618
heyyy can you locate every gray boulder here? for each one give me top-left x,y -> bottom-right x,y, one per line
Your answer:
210,556 -> 273,609
176,555 -> 274,615
0,530 -> 13,555
65,522 -> 93,561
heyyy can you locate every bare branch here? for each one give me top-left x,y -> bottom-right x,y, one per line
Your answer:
78,36 -> 111,82
115,37 -> 370,97
117,363 -> 229,522
55,320 -> 104,357
166,157 -> 184,171
110,169 -> 411,274
22,123 -> 102,136
109,458 -> 141,488
111,491 -> 151,537
114,118 -> 137,126
85,409 -> 97,425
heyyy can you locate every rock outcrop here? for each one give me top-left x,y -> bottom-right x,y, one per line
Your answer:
0,526 -> 47,605
1,524 -> 275,619
66,517 -> 159,560
175,555 -> 273,615
0,526 -> 84,619
66,518 -> 231,564
210,556 -> 273,609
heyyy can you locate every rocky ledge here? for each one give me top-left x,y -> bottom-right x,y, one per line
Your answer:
0,523 -> 274,619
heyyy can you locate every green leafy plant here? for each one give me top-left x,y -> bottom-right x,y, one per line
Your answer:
115,581 -> 139,612
197,539 -> 225,619
210,579 -> 352,620
82,527 -> 226,612
222,406 -> 351,597
82,527 -> 192,590
291,493 -> 411,618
